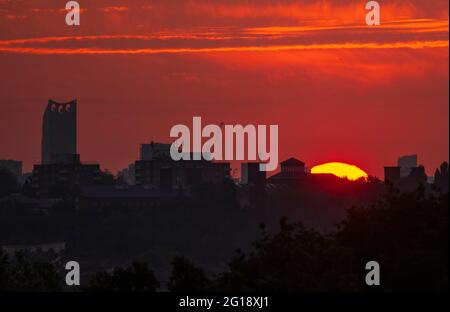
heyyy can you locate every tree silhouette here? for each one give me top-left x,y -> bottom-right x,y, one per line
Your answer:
212,221 -> 358,291
84,262 -> 159,292
202,187 -> 448,292
434,161 -> 449,193
336,187 -> 449,291
168,256 -> 209,292
0,251 -> 62,291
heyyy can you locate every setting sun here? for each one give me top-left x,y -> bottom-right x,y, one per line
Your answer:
311,162 -> 368,181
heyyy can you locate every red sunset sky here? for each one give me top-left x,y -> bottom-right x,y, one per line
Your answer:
0,0 -> 448,177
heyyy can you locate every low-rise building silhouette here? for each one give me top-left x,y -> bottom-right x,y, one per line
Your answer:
118,163 -> 136,185
135,141 -> 230,190
267,157 -> 306,184
140,142 -> 171,161
135,157 -> 230,190
241,162 -> 266,187
398,154 -> 418,178
31,154 -> 103,197
384,155 -> 428,191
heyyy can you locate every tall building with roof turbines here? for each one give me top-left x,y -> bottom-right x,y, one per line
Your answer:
41,99 -> 77,164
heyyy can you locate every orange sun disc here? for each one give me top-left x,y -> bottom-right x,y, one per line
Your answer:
311,162 -> 368,181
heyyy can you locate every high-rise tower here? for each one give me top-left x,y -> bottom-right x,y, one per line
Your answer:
41,99 -> 77,164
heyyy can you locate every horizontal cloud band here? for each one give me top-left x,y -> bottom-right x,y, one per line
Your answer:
0,40 -> 448,55
0,18 -> 447,55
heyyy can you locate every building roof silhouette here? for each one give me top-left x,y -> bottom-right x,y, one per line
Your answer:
280,157 -> 305,167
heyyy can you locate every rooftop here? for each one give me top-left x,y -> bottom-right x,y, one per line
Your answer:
280,157 -> 305,167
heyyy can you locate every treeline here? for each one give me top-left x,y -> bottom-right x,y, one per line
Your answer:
1,187 -> 448,291
0,179 -> 258,284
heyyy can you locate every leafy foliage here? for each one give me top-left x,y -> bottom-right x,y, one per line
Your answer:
168,256 -> 209,292
0,252 -> 62,291
336,187 -> 449,291
168,188 -> 449,292
84,262 -> 159,292
212,220 -> 358,291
